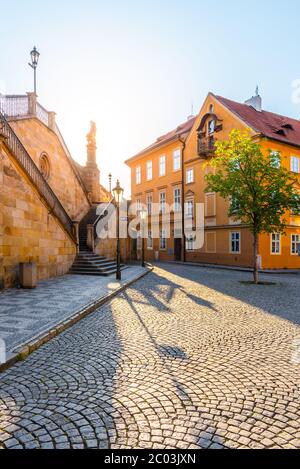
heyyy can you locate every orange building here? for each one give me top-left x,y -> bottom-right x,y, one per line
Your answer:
125,92 -> 300,270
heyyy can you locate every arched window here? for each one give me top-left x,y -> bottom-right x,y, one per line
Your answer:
39,153 -> 51,180
209,104 -> 214,113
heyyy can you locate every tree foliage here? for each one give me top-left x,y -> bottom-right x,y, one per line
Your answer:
205,130 -> 300,236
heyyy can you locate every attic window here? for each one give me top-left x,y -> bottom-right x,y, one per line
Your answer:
275,129 -> 286,136
282,123 -> 294,130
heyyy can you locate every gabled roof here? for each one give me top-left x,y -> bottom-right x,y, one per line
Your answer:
216,95 -> 300,148
125,116 -> 196,164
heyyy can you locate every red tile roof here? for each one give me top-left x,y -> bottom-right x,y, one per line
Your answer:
126,116 -> 196,163
216,95 -> 300,148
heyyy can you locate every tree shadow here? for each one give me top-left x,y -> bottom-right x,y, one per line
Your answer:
154,263 -> 300,326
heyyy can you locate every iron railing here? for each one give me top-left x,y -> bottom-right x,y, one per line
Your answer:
0,110 -> 75,240
0,95 -> 29,118
36,102 -> 49,127
197,136 -> 216,156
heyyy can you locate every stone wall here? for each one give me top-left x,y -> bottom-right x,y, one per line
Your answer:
95,237 -> 130,262
9,118 -> 90,221
0,147 -> 76,288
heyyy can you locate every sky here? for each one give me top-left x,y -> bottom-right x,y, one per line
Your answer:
1,0 -> 300,196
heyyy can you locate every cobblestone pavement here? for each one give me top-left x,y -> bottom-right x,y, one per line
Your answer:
0,264 -> 300,449
0,266 -> 145,355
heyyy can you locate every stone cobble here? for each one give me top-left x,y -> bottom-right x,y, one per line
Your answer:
0,264 -> 299,449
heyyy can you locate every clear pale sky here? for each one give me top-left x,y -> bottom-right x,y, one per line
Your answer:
1,0 -> 300,196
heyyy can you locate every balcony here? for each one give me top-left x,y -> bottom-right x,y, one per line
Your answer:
197,135 -> 216,157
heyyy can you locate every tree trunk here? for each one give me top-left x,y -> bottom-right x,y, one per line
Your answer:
253,233 -> 259,284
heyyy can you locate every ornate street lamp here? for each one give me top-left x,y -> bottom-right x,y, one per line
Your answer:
112,180 -> 124,280
140,206 -> 147,268
28,46 -> 40,95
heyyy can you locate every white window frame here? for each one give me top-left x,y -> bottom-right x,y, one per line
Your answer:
159,229 -> 167,250
136,199 -> 141,216
186,168 -> 194,184
146,160 -> 152,180
159,191 -> 166,214
186,200 -> 194,218
173,149 -> 181,171
291,156 -> 300,174
147,230 -> 153,250
146,194 -> 153,215
159,155 -> 166,177
291,234 -> 300,255
136,166 -> 141,185
271,233 -> 281,255
186,234 -> 195,251
174,188 -> 181,212
230,231 -> 241,254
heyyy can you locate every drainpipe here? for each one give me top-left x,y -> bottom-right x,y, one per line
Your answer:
179,137 -> 186,262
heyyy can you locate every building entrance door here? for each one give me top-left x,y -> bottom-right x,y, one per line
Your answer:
174,238 -> 181,261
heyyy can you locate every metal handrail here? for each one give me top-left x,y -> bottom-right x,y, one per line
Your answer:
0,109 -> 75,240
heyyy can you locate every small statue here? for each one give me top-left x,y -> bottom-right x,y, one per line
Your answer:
86,121 -> 96,147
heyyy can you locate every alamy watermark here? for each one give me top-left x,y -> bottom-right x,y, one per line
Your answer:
291,338 -> 300,365
291,79 -> 300,104
95,201 -> 205,248
0,338 -> 6,365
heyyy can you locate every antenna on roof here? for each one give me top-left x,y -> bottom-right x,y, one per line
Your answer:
255,85 -> 259,96
187,101 -> 194,121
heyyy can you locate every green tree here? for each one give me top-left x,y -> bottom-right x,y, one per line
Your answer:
205,130 -> 300,283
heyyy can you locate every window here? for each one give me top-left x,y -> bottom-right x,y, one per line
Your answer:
173,149 -> 181,171
136,199 -> 141,215
147,231 -> 153,249
292,194 -> 300,215
291,156 -> 300,173
174,188 -> 181,212
186,168 -> 194,184
270,151 -> 281,168
137,232 -> 142,250
209,104 -> 214,113
40,153 -> 50,180
146,161 -> 152,180
208,119 -> 215,135
159,155 -> 166,176
136,166 -> 141,184
160,229 -> 166,250
159,192 -> 166,214
271,233 -> 281,254
230,232 -> 240,253
146,194 -> 153,215
186,200 -> 193,218
205,193 -> 216,217
230,196 -> 241,213
291,234 -> 299,255
186,234 -> 195,251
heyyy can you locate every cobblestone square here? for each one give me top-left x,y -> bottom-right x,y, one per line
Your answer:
0,264 -> 299,449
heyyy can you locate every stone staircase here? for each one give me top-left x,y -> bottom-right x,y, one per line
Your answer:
70,205 -> 125,276
69,251 -> 125,276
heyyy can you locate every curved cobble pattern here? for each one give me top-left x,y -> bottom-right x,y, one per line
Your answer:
0,264 -> 300,449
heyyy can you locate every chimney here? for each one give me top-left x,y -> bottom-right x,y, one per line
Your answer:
245,86 -> 262,112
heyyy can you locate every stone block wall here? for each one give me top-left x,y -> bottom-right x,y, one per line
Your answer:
9,118 -> 90,221
0,148 -> 76,288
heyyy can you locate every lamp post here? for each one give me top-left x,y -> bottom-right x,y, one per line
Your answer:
140,206 -> 147,268
28,46 -> 40,95
112,180 -> 124,280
